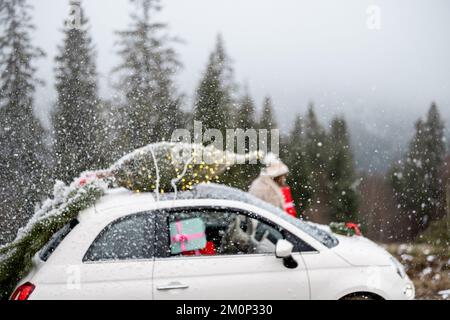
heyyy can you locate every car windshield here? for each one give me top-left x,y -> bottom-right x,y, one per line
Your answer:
233,192 -> 339,248
274,213 -> 339,248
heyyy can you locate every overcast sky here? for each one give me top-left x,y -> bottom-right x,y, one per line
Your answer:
32,0 -> 450,135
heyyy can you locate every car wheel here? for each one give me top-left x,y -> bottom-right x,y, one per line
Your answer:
341,293 -> 377,300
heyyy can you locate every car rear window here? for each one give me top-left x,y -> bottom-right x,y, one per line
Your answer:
83,213 -> 154,262
39,219 -> 79,262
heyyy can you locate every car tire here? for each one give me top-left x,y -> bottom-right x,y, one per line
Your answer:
341,293 -> 377,300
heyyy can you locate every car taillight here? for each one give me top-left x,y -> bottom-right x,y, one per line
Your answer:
10,282 -> 35,300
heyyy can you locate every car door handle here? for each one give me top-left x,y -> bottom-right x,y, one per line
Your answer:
156,282 -> 189,290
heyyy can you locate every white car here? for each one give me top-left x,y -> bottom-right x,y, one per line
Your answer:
10,184 -> 414,300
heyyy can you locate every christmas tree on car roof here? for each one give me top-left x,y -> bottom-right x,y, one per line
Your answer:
0,142 -> 262,300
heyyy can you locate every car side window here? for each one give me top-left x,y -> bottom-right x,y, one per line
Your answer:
83,213 -> 154,262
161,208 -> 314,257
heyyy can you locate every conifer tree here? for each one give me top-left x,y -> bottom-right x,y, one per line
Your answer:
327,117 -> 359,222
259,96 -> 277,130
115,0 -> 182,150
223,88 -> 260,189
258,96 -> 278,153
283,114 -> 311,214
236,88 -> 257,150
392,103 -> 446,233
193,34 -> 235,139
303,104 -> 328,203
52,0 -> 103,183
0,0 -> 48,243
423,103 -> 446,219
236,91 -> 256,129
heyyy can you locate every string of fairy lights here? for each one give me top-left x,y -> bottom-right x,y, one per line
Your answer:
113,143 -> 262,195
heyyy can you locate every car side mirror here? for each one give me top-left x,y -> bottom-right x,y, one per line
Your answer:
275,239 -> 293,258
275,239 -> 298,269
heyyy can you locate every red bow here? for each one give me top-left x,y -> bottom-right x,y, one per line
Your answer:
345,222 -> 362,236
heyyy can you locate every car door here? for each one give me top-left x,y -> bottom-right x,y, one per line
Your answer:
153,207 -> 311,300
76,213 -> 155,300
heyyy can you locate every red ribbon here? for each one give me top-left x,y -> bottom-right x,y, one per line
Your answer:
345,222 -> 362,236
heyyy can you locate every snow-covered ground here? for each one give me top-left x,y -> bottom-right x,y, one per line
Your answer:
385,244 -> 450,300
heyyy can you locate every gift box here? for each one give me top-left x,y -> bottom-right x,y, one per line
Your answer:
169,218 -> 207,254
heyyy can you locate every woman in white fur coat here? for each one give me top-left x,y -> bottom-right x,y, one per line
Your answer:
249,154 -> 289,209
220,154 -> 290,254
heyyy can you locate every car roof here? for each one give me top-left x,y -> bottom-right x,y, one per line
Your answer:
160,183 -> 268,205
94,187 -> 155,210
93,183 -> 282,215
